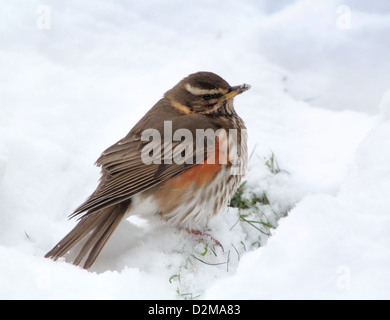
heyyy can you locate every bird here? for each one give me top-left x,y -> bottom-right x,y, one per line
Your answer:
45,71 -> 250,269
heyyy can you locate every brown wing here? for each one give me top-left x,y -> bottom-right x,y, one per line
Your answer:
70,114 -> 220,219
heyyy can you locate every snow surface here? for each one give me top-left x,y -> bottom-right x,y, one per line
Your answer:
0,0 -> 389,299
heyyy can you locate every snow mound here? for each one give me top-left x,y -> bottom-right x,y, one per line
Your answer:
205,108 -> 390,300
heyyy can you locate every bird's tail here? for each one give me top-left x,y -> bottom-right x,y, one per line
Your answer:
45,201 -> 129,269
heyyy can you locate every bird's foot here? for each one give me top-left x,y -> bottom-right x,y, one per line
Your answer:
185,228 -> 224,252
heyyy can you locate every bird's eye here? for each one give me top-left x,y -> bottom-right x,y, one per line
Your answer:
203,94 -> 212,100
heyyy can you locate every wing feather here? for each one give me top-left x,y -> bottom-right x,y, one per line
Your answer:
70,114 -> 219,219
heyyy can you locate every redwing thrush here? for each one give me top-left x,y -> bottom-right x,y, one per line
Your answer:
45,72 -> 250,269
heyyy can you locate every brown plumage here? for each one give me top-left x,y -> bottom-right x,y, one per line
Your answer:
45,71 -> 250,269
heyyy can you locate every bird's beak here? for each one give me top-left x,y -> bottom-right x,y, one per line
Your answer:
224,83 -> 251,99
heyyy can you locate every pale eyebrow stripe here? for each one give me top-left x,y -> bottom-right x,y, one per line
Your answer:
184,83 -> 226,96
170,98 -> 194,114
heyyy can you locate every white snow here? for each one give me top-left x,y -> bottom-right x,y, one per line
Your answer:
1,0 -> 389,299
206,113 -> 390,300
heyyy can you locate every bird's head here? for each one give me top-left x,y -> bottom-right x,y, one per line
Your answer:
165,71 -> 250,115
